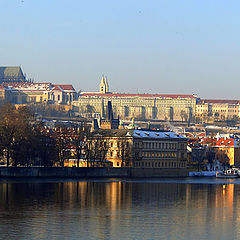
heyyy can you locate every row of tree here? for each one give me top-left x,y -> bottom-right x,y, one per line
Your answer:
0,103 -> 89,167
0,103 -> 139,168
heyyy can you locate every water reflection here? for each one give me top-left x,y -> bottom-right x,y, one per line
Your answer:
0,180 -> 240,240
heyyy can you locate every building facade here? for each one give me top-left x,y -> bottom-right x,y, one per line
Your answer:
0,82 -> 77,105
88,129 -> 188,168
213,138 -> 240,167
196,99 -> 240,121
73,77 -> 197,121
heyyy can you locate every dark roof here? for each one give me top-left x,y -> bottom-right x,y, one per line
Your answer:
90,129 -> 187,140
91,129 -> 133,137
0,66 -> 24,78
0,66 -> 26,83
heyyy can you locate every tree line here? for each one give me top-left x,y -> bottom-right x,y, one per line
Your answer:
0,103 -> 89,167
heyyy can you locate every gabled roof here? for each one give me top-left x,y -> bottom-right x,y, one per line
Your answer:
0,66 -> 24,78
54,84 -> 76,92
0,67 -> 26,83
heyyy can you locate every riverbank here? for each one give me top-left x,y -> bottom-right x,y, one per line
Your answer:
0,167 -> 188,178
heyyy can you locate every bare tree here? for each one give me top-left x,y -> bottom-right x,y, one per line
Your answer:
119,138 -> 133,167
85,137 -> 109,167
0,104 -> 36,167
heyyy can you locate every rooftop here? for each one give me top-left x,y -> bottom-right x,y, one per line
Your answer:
0,66 -> 26,83
81,92 -> 196,99
200,99 -> 240,105
91,129 -> 186,139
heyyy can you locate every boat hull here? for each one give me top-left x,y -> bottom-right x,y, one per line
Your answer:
216,174 -> 239,178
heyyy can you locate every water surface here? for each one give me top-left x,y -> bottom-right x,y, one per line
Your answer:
0,178 -> 239,240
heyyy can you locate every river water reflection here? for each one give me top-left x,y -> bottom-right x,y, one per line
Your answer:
1,178 -> 240,240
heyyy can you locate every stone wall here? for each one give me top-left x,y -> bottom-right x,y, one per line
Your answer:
0,167 -> 189,178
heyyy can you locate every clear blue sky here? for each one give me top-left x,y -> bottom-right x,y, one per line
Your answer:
1,0 -> 240,99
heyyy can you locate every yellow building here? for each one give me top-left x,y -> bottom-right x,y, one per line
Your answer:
213,138 -> 240,166
196,99 -> 240,121
88,129 -> 188,168
1,82 -> 77,105
73,77 -> 197,122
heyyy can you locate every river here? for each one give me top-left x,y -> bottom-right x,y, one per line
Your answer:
0,178 -> 240,240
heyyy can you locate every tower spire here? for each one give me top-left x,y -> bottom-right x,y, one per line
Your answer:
99,74 -> 109,93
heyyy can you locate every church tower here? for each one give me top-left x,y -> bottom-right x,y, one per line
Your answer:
99,75 -> 109,93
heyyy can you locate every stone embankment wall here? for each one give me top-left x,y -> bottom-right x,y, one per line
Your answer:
0,167 -> 188,178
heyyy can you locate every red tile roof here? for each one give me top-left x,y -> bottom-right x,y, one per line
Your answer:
214,138 -> 237,147
81,92 -> 196,99
200,99 -> 240,104
54,84 -> 75,91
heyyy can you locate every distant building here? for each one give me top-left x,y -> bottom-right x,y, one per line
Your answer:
88,129 -> 188,168
0,82 -> 77,105
212,138 -> 240,167
0,66 -> 28,83
99,75 -> 109,94
99,101 -> 119,129
73,76 -> 197,121
196,99 -> 240,121
52,84 -> 77,105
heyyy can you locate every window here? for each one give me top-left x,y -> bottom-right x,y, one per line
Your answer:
117,162 -> 119,166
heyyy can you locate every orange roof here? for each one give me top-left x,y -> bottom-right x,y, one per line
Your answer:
200,99 -> 240,105
54,84 -> 75,91
214,138 -> 239,147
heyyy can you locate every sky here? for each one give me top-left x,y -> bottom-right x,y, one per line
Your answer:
1,0 -> 240,99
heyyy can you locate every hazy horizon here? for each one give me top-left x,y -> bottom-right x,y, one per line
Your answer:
1,0 -> 240,99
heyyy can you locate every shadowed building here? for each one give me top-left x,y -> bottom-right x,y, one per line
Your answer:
88,129 -> 188,168
0,66 -> 28,83
99,101 -> 119,129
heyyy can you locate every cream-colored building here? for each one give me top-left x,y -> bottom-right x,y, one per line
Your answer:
88,129 -> 188,168
73,77 -> 197,122
196,99 -> 240,121
1,82 -> 77,105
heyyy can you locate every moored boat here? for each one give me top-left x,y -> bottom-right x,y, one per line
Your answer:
216,168 -> 240,178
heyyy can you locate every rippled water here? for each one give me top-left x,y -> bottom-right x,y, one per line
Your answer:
0,178 -> 240,240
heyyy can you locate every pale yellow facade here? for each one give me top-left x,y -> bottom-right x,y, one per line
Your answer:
88,129 -> 188,168
74,95 -> 196,121
196,100 -> 240,121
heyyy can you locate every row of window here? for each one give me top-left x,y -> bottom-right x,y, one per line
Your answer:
133,161 -> 186,168
143,142 -> 185,150
143,151 -> 177,158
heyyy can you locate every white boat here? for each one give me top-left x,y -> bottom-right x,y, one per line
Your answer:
216,168 -> 240,178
